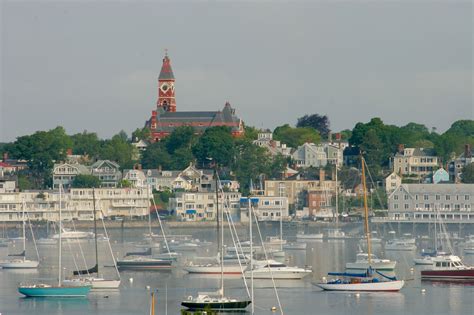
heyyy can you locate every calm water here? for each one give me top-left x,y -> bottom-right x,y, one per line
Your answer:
1,225 -> 474,315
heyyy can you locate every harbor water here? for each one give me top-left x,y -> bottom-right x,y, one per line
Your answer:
0,226 -> 473,315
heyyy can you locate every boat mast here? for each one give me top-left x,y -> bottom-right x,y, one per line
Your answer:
279,183 -> 283,251
249,197 -> 254,314
147,188 -> 152,240
335,158 -> 339,228
22,199 -> 26,261
93,188 -> 99,276
214,166 -> 224,298
361,156 -> 372,266
58,185 -> 62,286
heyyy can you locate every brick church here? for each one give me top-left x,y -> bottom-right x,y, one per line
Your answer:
146,53 -> 244,142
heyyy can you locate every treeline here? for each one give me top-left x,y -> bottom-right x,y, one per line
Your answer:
1,116 -> 473,191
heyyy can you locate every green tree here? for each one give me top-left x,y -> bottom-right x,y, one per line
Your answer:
72,174 -> 101,188
296,114 -> 330,138
141,142 -> 172,169
192,127 -> 235,167
273,124 -> 320,148
17,174 -> 33,190
461,163 -> 474,183
99,133 -> 136,169
71,131 -> 101,157
118,179 -> 133,188
131,127 -> 151,142
165,126 -> 196,154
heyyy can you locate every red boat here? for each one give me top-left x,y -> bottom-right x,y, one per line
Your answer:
421,255 -> 474,282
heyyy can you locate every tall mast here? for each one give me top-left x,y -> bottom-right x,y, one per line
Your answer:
335,160 -> 339,228
217,168 -> 224,297
361,156 -> 372,266
93,188 -> 99,275
22,199 -> 26,261
249,197 -> 254,314
58,185 -> 62,286
279,183 -> 283,251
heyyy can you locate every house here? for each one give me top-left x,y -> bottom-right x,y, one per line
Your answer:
123,169 -> 147,187
91,160 -> 122,188
52,162 -> 91,189
432,168 -> 450,184
449,144 -> 474,183
265,169 -> 337,213
170,191 -> 241,221
239,196 -> 289,222
253,131 -> 292,157
0,162 -> 16,175
143,164 -> 215,192
386,183 -> 474,222
0,178 -> 16,193
392,146 -> 439,177
292,143 -> 327,168
385,172 -> 402,194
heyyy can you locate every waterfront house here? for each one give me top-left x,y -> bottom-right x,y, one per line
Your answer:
392,146 -> 439,178
52,162 -> 91,189
239,196 -> 289,222
91,160 -> 122,188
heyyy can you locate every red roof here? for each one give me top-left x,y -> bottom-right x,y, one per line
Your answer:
0,162 -> 13,168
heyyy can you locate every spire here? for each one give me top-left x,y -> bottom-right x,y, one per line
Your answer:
159,49 -> 175,80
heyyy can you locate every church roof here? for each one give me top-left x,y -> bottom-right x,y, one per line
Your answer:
159,55 -> 175,80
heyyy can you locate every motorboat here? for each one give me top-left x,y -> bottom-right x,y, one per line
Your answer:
283,242 -> 307,250
314,270 -> 405,292
385,239 -> 417,251
296,232 -> 323,241
244,260 -> 311,280
346,253 -> 396,271
0,258 -> 40,269
421,255 -> 474,281
62,277 -> 121,289
52,228 -> 94,240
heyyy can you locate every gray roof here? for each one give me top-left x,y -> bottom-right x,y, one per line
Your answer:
396,183 -> 474,195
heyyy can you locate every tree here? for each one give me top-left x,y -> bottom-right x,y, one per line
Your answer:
99,133 -> 136,169
296,114 -> 330,138
461,163 -> 474,183
72,174 -> 101,188
131,127 -> 151,142
165,126 -> 195,154
71,131 -> 101,158
338,167 -> 361,190
192,127 -> 235,167
141,142 -> 172,169
273,124 -> 320,148
118,179 -> 133,188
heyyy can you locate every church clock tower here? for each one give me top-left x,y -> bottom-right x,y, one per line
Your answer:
156,51 -> 176,112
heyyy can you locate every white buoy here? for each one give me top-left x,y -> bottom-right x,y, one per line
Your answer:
146,285 -> 150,290
421,289 -> 426,294
355,293 -> 360,298
129,277 -> 134,283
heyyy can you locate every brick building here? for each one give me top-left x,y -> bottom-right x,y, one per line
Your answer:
146,53 -> 244,141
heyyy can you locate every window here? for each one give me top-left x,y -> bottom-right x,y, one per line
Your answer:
446,195 -> 451,201
436,195 -> 440,201
393,204 -> 398,209
424,195 -> 429,201
394,195 -> 399,200
404,195 -> 409,200
465,195 -> 470,201
424,204 -> 430,210
404,204 -> 409,209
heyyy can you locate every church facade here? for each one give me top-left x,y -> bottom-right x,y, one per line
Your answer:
146,53 -> 244,142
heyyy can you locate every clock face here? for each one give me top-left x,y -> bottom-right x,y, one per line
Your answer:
161,83 -> 169,92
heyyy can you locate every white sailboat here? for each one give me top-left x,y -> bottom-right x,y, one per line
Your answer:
314,156 -> 405,292
63,189 -> 120,289
0,201 -> 39,269
244,260 -> 311,280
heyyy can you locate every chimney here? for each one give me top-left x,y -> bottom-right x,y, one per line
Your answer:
465,144 -> 472,158
2,152 -> 8,162
335,133 -> 341,141
158,165 -> 162,172
328,132 -> 333,142
397,144 -> 405,154
66,148 -> 73,156
319,169 -> 325,185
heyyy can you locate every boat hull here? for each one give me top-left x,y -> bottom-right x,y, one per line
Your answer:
314,280 -> 405,292
0,260 -> 39,269
117,260 -> 172,270
181,300 -> 251,310
184,265 -> 246,274
18,285 -> 91,297
421,269 -> 474,281
245,270 -> 311,280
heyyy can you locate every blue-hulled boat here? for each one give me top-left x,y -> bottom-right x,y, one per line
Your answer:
17,185 -> 91,298
18,284 -> 91,297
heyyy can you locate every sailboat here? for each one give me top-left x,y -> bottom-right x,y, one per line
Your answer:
63,189 -> 121,289
0,201 -> 39,269
181,168 -> 251,311
18,185 -> 91,297
314,156 -> 405,292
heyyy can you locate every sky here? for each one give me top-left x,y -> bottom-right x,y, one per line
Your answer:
1,0 -> 472,142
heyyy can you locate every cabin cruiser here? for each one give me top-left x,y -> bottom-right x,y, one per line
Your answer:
421,255 -> 474,281
346,253 -> 396,271
244,260 -> 311,280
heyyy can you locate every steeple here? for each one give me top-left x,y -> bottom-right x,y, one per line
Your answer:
156,50 -> 176,112
158,49 -> 175,80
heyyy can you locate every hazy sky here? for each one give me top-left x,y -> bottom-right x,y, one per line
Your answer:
1,0 -> 472,142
